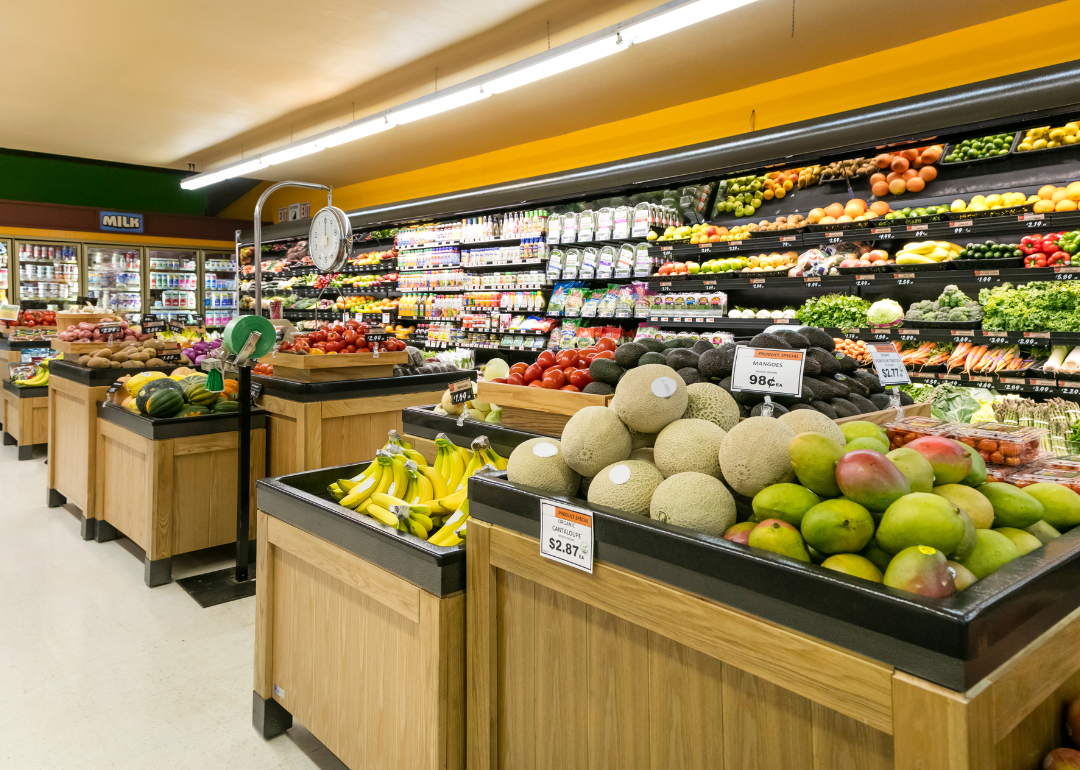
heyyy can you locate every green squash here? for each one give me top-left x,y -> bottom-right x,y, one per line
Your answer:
185,383 -> 220,407
142,389 -> 184,418
175,404 -> 210,419
176,374 -> 208,392
212,399 -> 240,414
136,378 -> 185,413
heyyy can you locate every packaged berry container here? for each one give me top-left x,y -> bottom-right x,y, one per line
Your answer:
883,416 -> 953,450
1035,455 -> 1080,473
1009,467 -> 1080,496
985,465 -> 1017,484
949,422 -> 1048,467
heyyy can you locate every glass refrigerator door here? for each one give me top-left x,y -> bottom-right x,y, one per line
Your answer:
0,239 -> 10,303
146,249 -> 198,323
87,244 -> 142,322
201,251 -> 238,329
15,241 -> 81,304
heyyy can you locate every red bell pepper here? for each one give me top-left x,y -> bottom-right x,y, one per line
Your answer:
1020,235 -> 1042,255
1048,251 -> 1070,266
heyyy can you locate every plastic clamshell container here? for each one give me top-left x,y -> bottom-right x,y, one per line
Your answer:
1010,467 -> 1080,495
950,421 -> 1048,467
985,465 -> 1016,484
1036,455 -> 1080,473
884,416 -> 954,450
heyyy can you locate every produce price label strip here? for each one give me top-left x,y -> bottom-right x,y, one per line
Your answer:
539,500 -> 593,573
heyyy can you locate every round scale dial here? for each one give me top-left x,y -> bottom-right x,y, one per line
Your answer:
308,206 -> 352,273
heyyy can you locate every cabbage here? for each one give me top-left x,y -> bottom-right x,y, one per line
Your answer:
868,299 -> 904,328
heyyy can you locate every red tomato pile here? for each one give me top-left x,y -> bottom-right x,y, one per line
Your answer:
277,320 -> 406,355
488,337 -> 618,392
15,309 -> 56,328
253,362 -> 274,376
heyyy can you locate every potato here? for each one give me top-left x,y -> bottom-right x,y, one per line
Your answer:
111,352 -> 129,363
110,360 -> 121,368
146,358 -> 166,367
92,349 -> 114,360
87,357 -> 111,369
121,360 -> 143,369
78,355 -> 91,366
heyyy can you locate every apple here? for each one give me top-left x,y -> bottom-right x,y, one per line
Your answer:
867,249 -> 888,262
840,258 -> 860,268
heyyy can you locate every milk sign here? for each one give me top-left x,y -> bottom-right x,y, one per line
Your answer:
99,211 -> 144,233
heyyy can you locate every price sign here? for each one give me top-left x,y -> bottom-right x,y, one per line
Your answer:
140,314 -> 164,334
382,312 -> 391,324
750,279 -> 765,289
869,343 -> 910,386
540,499 -> 593,573
250,382 -> 263,400
168,319 -> 186,334
158,351 -> 182,364
106,380 -> 125,398
96,323 -> 121,337
0,304 -> 19,322
448,378 -> 473,406
188,314 -> 204,327
730,346 -> 805,397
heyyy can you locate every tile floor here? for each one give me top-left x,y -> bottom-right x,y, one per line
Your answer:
0,444 -> 348,770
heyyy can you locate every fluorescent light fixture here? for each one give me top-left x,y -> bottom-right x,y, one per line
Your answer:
260,141 -> 322,166
620,0 -> 757,45
387,86 -> 489,125
483,36 -> 624,95
180,171 -> 226,190
220,158 -> 266,179
315,118 -> 393,149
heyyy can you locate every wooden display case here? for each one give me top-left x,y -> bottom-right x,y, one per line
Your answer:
255,371 -> 475,477
402,405 -> 542,464
475,380 -> 611,436
255,463 -> 465,770
269,350 -> 407,383
93,404 -> 265,586
46,361 -> 112,536
466,474 -> 1080,770
2,378 -> 48,460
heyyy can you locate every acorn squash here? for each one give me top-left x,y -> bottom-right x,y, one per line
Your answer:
212,399 -> 240,414
176,404 -> 210,418
136,379 -> 185,414
185,383 -> 220,407
141,388 -> 184,418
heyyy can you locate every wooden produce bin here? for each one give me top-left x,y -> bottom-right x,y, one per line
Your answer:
254,463 -> 465,770
475,380 -> 611,436
46,361 -> 115,536
256,371 -> 475,477
94,404 -> 266,586
2,378 -> 49,460
270,350 -> 407,383
835,401 -> 931,425
466,474 -> 1080,770
402,405 -> 542,464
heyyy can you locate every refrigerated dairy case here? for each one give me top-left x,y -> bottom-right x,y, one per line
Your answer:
86,244 -> 140,321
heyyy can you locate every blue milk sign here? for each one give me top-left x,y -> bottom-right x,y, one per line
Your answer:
99,211 -> 144,233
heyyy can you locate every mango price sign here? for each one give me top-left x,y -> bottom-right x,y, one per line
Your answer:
730,346 -> 805,397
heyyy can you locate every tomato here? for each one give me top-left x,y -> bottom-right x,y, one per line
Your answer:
509,362 -> 528,376
506,373 -> 525,386
325,341 -> 343,352
524,364 -> 543,383
344,345 -> 357,354
555,350 -> 576,367
560,384 -> 580,392
579,346 -> 597,358
582,353 -> 596,365
331,324 -> 345,335
343,329 -> 357,343
568,369 -> 592,389
537,350 -> 556,369
595,337 -> 617,352
527,380 -> 544,388
542,368 -> 565,389
490,377 -> 508,384
345,320 -> 359,330
593,350 -> 615,360
355,335 -> 365,348
312,330 -> 327,343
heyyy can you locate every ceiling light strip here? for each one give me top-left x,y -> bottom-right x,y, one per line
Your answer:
180,0 -> 757,190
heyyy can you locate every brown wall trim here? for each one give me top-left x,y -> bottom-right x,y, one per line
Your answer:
0,199 -> 248,241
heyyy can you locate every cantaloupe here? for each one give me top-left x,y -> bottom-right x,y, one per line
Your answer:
652,418 -> 725,478
650,472 -> 736,536
629,447 -> 655,464
719,417 -> 797,497
560,406 -> 632,477
507,438 -> 580,497
610,364 -> 688,434
627,426 -> 657,450
682,382 -> 739,431
587,461 -> 664,517
777,409 -> 846,448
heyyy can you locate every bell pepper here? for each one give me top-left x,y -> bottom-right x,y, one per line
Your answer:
1048,251 -> 1070,266
1020,235 -> 1042,255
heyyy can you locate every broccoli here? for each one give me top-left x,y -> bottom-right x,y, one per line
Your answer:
948,308 -> 969,322
931,301 -> 941,311
936,310 -> 950,321
906,310 -> 923,321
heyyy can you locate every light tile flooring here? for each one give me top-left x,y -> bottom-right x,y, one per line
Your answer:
0,444 -> 348,770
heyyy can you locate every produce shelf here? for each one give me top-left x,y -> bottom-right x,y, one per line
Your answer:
906,368 -> 1080,396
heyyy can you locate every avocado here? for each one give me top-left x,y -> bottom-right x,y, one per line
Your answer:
583,382 -> 615,395
663,337 -> 687,349
834,352 -> 859,374
789,403 -> 818,412
774,330 -> 811,349
801,327 -> 836,351
899,390 -> 915,406
698,344 -> 735,381
692,339 -> 715,354
813,377 -> 844,398
808,347 -> 840,377
614,342 -> 647,368
803,353 -> 822,377
811,400 -> 838,419
749,332 -> 792,350
738,402 -> 752,419
638,338 -> 665,353
847,393 -> 878,414
830,398 -> 860,418
589,359 -> 623,386
638,351 -> 667,366
665,348 -> 700,371
826,376 -> 851,397
851,370 -> 884,394
801,377 -> 827,400
677,367 -> 704,384
869,392 -> 893,411
834,373 -> 870,398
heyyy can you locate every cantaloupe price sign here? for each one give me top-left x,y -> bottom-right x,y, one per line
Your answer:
730,346 -> 805,397
540,499 -> 593,573
869,343 -> 911,386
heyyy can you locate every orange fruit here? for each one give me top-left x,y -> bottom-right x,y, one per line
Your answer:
902,169 -> 918,181
870,172 -> 887,186
888,178 -> 907,195
824,202 -> 845,218
1038,184 -> 1058,200
1056,199 -> 1078,211
1033,199 -> 1055,213
875,154 -> 892,168
891,156 -> 910,173
871,181 -> 889,198
906,177 -> 926,193
869,200 -> 890,216
819,216 -> 836,225
1068,181 -> 1080,201
919,166 -> 938,182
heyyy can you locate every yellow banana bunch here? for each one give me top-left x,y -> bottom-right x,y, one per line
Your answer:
435,434 -> 471,492
429,499 -> 470,547
895,240 -> 962,264
367,492 -> 435,538
472,436 -> 508,470
336,455 -> 390,510
14,366 -> 49,387
383,430 -> 426,465
385,429 -> 412,451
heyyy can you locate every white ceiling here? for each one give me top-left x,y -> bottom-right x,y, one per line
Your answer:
0,0 -> 1060,189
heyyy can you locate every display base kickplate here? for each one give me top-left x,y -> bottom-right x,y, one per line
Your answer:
177,567 -> 257,608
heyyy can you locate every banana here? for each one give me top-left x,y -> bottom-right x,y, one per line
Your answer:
407,519 -> 429,540
482,445 -> 508,470
371,492 -> 408,509
430,500 -> 470,546
387,456 -> 408,499
403,449 -> 427,467
409,511 -> 433,532
446,447 -> 465,491
429,486 -> 466,515
387,429 -> 412,450
365,504 -> 399,528
348,461 -> 380,483
415,471 -> 434,503
372,453 -> 395,497
419,464 -> 449,499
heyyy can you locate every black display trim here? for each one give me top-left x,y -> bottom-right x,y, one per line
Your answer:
97,402 -> 267,440
253,370 -> 476,404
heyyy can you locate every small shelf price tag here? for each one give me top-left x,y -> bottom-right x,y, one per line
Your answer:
869,342 -> 910,386
250,382 -> 263,400
168,319 -> 186,334
540,499 -> 593,573
158,351 -> 183,364
96,323 -> 122,337
448,378 -> 473,406
730,346 -> 805,397
140,315 -> 164,334
106,380 -> 125,398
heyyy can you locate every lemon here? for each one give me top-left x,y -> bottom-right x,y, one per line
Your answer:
971,194 -> 986,204
986,194 -> 1003,206
1066,123 -> 1079,135
1049,140 -> 1061,148
1050,128 -> 1066,140
1066,135 -> 1078,145
1018,142 -> 1032,152
969,203 -> 988,212
1034,139 -> 1048,149
950,199 -> 966,212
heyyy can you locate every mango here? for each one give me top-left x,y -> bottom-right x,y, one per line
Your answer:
957,529 -> 1020,579
952,511 -> 977,561
846,436 -> 889,454
861,540 -> 894,573
977,482 -> 1045,528
887,447 -> 935,494
751,483 -> 821,527
788,433 -> 844,497
748,518 -> 810,563
994,527 -> 1043,556
821,554 -> 883,583
807,545 -> 827,564
840,421 -> 889,446
883,546 -> 957,599
875,492 -> 966,555
947,560 -> 978,591
1043,748 -> 1080,770
722,521 -> 756,545
1025,519 -> 1063,545
1021,482 -> 1080,530
801,499 -> 875,554
906,436 -> 972,485
955,441 -> 987,486
836,450 -> 910,513
932,484 -> 994,529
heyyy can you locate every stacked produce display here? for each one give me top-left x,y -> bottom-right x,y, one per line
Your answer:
105,368 -> 241,419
